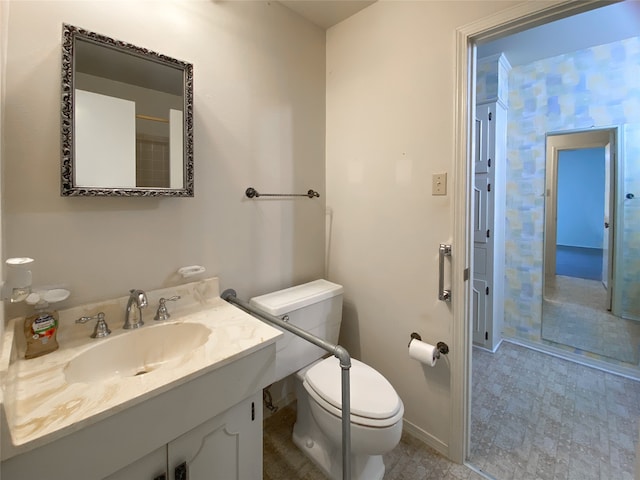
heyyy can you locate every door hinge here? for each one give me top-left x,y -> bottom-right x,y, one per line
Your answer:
488,158 -> 491,168
488,112 -> 492,121
251,401 -> 255,421
487,183 -> 491,192
485,331 -> 488,340
486,229 -> 490,238
486,286 -> 489,295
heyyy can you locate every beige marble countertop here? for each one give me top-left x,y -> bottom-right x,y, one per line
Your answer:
0,278 -> 282,458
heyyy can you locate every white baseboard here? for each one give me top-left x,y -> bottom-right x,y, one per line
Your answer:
402,418 -> 448,458
472,337 -> 503,354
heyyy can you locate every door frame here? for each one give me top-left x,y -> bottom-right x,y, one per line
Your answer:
451,0 -> 610,463
544,128 -> 618,312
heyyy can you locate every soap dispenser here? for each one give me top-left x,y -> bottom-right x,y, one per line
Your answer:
23,289 -> 69,359
4,257 -> 34,303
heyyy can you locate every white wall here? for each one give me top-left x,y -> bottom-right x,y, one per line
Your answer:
2,1 -> 326,315
1,0 -> 8,471
0,0 -> 8,341
2,0 -> 555,463
326,0 -> 519,455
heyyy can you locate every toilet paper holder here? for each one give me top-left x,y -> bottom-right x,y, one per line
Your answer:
408,332 -> 449,357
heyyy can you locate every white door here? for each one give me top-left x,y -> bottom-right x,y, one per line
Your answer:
472,276 -> 488,345
472,104 -> 493,347
602,142 -> 612,309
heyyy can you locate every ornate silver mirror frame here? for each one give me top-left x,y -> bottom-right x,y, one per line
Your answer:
61,24 -> 194,197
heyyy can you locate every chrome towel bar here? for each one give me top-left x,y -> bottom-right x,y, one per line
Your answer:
245,187 -> 320,199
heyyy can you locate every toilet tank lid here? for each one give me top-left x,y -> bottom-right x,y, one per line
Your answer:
249,279 -> 343,316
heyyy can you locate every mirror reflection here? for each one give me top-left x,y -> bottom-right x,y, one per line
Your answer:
541,129 -> 640,364
61,24 -> 194,196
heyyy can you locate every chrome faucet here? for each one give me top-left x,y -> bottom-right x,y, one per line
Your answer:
76,312 -> 111,338
124,289 -> 148,329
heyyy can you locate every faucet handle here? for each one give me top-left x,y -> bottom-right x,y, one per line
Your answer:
154,296 -> 181,321
76,312 -> 111,338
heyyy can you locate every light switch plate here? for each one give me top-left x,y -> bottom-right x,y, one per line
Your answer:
432,173 -> 447,195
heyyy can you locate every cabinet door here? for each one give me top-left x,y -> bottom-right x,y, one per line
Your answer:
472,277 -> 488,347
168,392 -> 262,480
475,104 -> 494,174
473,175 -> 490,244
473,103 -> 496,349
103,446 -> 167,480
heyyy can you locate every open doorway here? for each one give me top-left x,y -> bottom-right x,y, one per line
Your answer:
554,148 -> 608,282
456,1 -> 640,478
543,129 -> 616,312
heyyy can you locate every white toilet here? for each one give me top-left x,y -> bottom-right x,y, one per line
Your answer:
250,279 -> 404,480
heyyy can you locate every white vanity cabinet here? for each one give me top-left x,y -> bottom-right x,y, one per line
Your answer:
107,392 -> 262,480
169,391 -> 263,480
105,447 -> 168,480
1,343 -> 276,480
0,279 -> 282,480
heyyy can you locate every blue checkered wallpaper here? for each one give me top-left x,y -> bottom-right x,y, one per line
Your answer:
479,36 -> 640,343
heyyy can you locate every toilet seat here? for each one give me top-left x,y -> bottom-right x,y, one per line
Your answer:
303,357 -> 404,428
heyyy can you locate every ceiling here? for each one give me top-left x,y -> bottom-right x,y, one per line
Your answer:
479,1 -> 640,66
278,1 -> 640,66
278,1 -> 375,29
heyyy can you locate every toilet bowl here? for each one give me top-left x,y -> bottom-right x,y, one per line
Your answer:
249,280 -> 404,480
292,357 -> 404,480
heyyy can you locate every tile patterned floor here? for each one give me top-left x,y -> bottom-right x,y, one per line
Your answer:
263,403 -> 485,480
542,275 -> 640,365
470,341 -> 640,480
544,275 -> 608,311
264,341 -> 640,479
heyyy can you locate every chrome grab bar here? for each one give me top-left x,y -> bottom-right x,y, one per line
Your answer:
221,289 -> 352,480
439,244 -> 452,302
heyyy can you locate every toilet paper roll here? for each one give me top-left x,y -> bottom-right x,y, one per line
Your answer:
409,339 -> 439,367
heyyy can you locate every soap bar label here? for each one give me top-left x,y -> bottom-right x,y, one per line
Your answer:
32,314 -> 56,336
24,311 -> 59,359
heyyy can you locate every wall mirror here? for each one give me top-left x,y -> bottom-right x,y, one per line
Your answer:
61,24 -> 194,196
541,127 -> 640,365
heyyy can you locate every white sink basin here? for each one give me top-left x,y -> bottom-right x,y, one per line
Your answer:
64,322 -> 211,383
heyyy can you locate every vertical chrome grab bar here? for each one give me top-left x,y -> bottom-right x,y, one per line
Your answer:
439,244 -> 452,301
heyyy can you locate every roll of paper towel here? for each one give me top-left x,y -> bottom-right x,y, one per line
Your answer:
409,339 -> 439,367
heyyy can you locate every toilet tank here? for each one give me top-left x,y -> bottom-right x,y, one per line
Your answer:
249,279 -> 343,382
